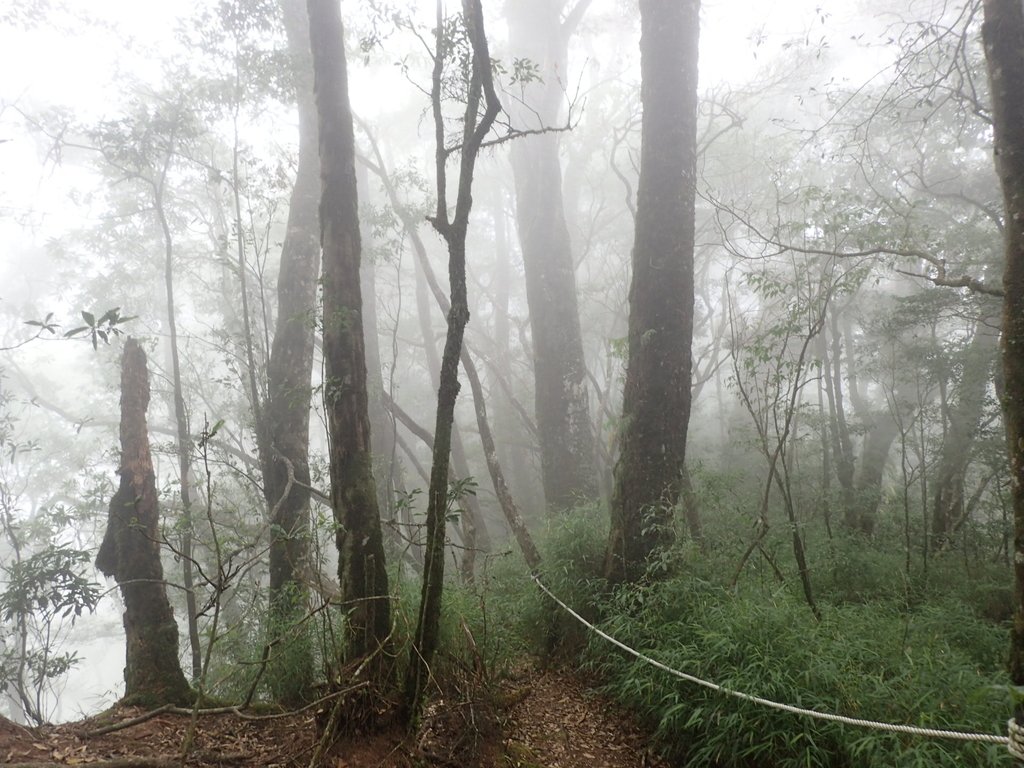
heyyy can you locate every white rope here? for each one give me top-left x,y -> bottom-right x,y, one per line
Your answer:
1008,718 -> 1024,759
531,573 -> 1010,747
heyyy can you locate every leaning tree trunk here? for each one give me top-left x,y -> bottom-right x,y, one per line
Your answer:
96,338 -> 192,707
605,0 -> 699,583
507,0 -> 598,512
307,0 -> 390,666
981,0 -> 1024,709
259,0 -> 322,706
402,189 -> 536,572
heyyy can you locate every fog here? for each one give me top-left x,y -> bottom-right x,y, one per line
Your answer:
0,2 -> 1011,757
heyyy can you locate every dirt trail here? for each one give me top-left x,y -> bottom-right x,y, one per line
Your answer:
503,664 -> 670,768
0,664 -> 668,767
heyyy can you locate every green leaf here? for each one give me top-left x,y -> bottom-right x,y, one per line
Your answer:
96,307 -> 120,325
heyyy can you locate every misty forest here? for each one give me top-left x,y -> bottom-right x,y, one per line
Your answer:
2,0 -> 1024,766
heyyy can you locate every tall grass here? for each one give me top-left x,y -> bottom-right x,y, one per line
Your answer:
478,504 -> 1015,767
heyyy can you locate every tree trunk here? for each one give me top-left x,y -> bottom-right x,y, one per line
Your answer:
411,229 -> 491,581
360,130 -> 492,579
507,0 -> 598,512
605,0 -> 699,583
405,196 -> 537,572
155,175 -> 202,683
462,348 -> 542,570
96,338 -> 192,707
259,0 -> 321,705
358,164 -> 399,524
491,192 -> 540,514
824,311 -> 856,527
931,316 -> 999,547
679,465 -> 705,550
307,0 -> 390,665
403,0 -> 500,726
981,0 -> 1024,702
854,409 -> 900,536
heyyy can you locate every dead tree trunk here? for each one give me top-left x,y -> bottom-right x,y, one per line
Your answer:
96,338 -> 192,707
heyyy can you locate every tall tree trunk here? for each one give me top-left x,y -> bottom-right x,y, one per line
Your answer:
154,172 -> 202,682
359,131 -> 492,579
981,0 -> 1024,704
605,0 -> 699,583
816,353 -> 835,541
491,191 -> 539,514
853,361 -> 915,537
824,311 -> 856,527
96,338 -> 192,707
931,315 -> 999,547
405,198 -> 536,572
403,0 -> 500,725
506,0 -> 598,512
307,0 -> 390,666
411,229 -> 490,580
462,348 -> 542,570
854,409 -> 900,536
259,0 -> 321,705
358,163 -> 399,524
679,465 -> 705,550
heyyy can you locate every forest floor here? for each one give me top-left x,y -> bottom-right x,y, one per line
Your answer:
0,662 -> 669,767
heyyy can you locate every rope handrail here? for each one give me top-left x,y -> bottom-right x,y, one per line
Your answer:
530,573 -> 1012,748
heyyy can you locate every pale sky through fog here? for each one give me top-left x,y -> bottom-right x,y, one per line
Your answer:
0,0 -> 845,266
0,0 -> 875,223
0,1 -> 868,121
0,0 -> 897,336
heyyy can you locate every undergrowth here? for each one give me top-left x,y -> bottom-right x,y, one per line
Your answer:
478,504 -> 1015,767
